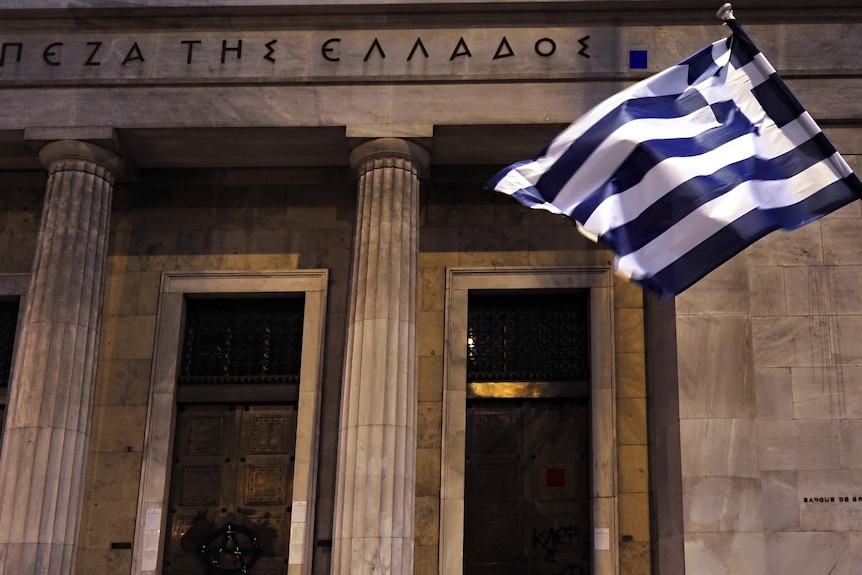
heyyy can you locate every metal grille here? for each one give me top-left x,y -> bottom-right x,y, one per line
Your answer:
0,300 -> 19,386
180,297 -> 304,385
467,292 -> 589,383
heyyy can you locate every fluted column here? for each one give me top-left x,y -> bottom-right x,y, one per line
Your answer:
0,140 -> 124,574
332,138 -> 429,575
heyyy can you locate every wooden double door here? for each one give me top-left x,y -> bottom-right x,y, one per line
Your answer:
164,403 -> 297,575
464,399 -> 591,575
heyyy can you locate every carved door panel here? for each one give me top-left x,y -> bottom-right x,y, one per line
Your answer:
464,404 -> 523,575
464,400 -> 590,575
165,403 -> 297,575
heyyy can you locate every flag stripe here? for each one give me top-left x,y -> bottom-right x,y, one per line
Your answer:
526,41 -> 730,183
549,105 -> 730,208
599,135 -> 849,256
575,109 -> 828,236
619,161 -> 857,282
641,176 -> 861,297
753,75 -> 807,128
681,37 -> 730,84
535,91 -> 710,201
487,18 -> 862,297
570,101 -> 755,224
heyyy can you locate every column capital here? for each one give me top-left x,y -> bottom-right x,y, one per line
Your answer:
37,139 -> 126,181
348,137 -> 430,179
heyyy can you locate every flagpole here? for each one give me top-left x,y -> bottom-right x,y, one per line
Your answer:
716,3 -> 734,21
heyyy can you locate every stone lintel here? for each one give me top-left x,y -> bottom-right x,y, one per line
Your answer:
24,126 -> 119,152
347,124 -> 433,158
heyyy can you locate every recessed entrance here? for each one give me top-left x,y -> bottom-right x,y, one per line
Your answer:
132,270 -> 328,575
163,296 -> 304,575
462,291 -> 592,575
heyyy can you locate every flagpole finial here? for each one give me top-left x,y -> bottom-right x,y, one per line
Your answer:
717,3 -> 735,21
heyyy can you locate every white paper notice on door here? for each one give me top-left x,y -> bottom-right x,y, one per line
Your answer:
594,527 -> 610,550
141,508 -> 162,571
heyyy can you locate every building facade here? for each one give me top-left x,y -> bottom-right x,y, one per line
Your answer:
0,1 -> 861,574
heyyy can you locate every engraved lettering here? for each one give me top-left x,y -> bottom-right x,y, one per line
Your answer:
0,42 -> 23,66
264,39 -> 277,63
0,31 -> 592,78
43,42 -> 63,66
221,39 -> 242,63
363,38 -> 385,61
493,36 -> 515,60
85,41 -> 103,66
181,40 -> 201,64
321,38 -> 340,62
578,35 -> 590,58
450,37 -> 472,60
406,37 -> 428,61
535,37 -> 556,57
122,42 -> 145,65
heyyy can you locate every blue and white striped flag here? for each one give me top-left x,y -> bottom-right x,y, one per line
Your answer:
487,17 -> 861,297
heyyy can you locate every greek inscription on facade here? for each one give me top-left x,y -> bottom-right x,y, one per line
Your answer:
85,41 -> 102,66
220,39 -> 242,63
363,38 -> 385,61
0,31 -> 596,81
122,42 -> 145,66
264,39 -> 277,63
0,43 -> 22,66
43,42 -> 62,66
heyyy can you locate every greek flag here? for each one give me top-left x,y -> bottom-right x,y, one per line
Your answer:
487,17 -> 861,297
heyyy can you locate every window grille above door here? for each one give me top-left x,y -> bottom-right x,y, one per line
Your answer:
467,292 -> 590,399
180,297 -> 304,384
178,297 -> 305,404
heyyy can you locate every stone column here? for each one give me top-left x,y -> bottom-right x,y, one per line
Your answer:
0,140 -> 124,574
332,138 -> 429,575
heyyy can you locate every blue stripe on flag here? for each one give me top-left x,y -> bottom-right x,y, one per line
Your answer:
752,75 -> 805,128
512,186 -> 548,208
728,26 -> 757,69
639,208 -> 775,297
680,38 -> 728,85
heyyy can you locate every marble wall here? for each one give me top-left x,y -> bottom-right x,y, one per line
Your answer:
647,162 -> 862,573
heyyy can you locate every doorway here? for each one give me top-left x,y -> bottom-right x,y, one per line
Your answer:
163,295 -> 304,575
440,268 -> 618,575
463,291 -> 592,575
